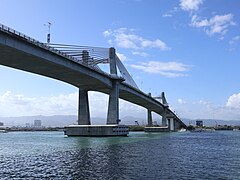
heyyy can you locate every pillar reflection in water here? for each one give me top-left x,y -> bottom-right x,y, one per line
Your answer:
68,137 -> 127,179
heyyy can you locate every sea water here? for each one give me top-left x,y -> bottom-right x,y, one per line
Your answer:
0,131 -> 240,179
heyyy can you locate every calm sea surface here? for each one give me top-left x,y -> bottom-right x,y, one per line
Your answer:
0,131 -> 240,179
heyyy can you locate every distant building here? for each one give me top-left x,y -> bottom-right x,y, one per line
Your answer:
153,121 -> 158,126
196,120 -> 203,127
0,122 -> 3,126
26,123 -> 30,127
34,120 -> 42,127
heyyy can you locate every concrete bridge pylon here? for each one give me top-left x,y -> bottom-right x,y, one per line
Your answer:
107,47 -> 120,125
78,89 -> 90,125
77,47 -> 121,126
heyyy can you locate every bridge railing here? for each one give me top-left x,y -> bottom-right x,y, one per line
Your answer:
48,43 -> 110,66
0,23 -> 121,80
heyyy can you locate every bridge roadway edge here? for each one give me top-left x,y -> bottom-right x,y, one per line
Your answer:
0,30 -> 113,90
0,27 -> 187,132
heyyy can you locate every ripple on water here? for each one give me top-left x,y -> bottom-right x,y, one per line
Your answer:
0,131 -> 240,179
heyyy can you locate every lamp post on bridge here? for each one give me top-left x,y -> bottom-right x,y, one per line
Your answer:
44,22 -> 52,44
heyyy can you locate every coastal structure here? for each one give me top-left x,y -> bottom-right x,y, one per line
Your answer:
34,120 -> 42,127
64,125 -> 129,136
196,120 -> 203,127
0,23 -> 186,136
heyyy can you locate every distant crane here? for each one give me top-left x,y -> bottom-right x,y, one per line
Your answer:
135,121 -> 139,126
44,22 -> 52,44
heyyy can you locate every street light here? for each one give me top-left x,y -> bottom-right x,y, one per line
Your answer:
44,22 -> 52,44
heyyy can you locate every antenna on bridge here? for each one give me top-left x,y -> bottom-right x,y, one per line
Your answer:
44,22 -> 52,44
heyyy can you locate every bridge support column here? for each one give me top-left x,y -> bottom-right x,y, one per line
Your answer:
168,118 -> 175,131
147,93 -> 153,126
147,109 -> 153,126
174,120 -> 181,130
107,81 -> 119,124
162,108 -> 167,126
78,89 -> 91,125
107,47 -> 119,125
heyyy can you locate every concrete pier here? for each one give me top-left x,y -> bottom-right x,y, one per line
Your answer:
107,80 -> 119,124
144,126 -> 169,132
162,108 -> 167,126
147,109 -> 153,126
65,47 -> 129,137
78,89 -> 91,125
64,125 -> 129,137
107,47 -> 119,125
168,118 -> 175,131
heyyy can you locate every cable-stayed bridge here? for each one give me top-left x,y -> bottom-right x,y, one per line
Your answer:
0,23 -> 186,136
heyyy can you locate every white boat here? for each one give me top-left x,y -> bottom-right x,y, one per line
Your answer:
0,129 -> 7,133
233,128 -> 239,131
178,128 -> 187,132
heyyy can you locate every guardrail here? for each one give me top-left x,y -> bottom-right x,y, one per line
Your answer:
0,23 -> 121,79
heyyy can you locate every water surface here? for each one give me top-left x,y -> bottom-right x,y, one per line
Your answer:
0,131 -> 240,179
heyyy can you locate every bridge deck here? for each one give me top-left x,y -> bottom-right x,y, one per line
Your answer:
0,25 -> 186,128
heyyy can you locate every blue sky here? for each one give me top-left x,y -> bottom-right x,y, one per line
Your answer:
0,0 -> 240,121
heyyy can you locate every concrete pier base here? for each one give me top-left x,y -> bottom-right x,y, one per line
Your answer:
144,126 -> 169,132
64,125 -> 129,137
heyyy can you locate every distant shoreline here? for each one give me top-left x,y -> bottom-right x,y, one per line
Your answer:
0,127 -> 64,132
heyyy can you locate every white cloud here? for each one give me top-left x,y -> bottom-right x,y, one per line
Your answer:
178,98 -> 187,104
179,0 -> 236,40
0,91 -> 78,116
132,51 -> 148,57
103,30 -> 111,37
233,36 -> 240,41
141,39 -> 168,49
199,99 -> 210,105
90,92 -> 146,119
116,52 -> 127,61
228,35 -> 240,51
162,13 -> 173,18
0,91 -> 146,119
229,35 -> 240,45
226,93 -> 240,108
4,91 -> 240,122
162,7 -> 179,18
174,93 -> 240,120
219,36 -> 224,41
191,14 -> 235,36
131,61 -> 191,78
179,0 -> 203,12
103,28 -> 170,51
